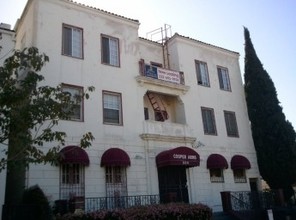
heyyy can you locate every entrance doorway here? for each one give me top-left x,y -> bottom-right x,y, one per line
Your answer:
249,178 -> 260,209
158,166 -> 189,203
249,178 -> 258,192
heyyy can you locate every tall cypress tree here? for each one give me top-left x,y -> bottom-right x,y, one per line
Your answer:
244,27 -> 296,198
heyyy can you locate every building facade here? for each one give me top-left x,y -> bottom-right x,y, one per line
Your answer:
0,23 -> 15,66
0,23 -> 16,216
1,0 -> 260,214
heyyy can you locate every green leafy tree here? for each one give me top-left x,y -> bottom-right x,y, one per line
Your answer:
244,27 -> 296,198
0,47 -> 94,205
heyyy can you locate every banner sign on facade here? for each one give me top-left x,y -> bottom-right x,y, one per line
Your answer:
144,64 -> 181,84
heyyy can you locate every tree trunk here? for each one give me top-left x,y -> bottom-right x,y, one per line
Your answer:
4,136 -> 27,205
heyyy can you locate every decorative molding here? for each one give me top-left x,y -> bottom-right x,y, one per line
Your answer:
140,133 -> 196,144
135,76 -> 190,94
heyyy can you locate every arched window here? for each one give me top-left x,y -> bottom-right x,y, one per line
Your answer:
101,148 -> 130,208
207,154 -> 228,183
59,146 -> 89,202
231,155 -> 251,183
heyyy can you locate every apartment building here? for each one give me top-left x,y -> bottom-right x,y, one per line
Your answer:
0,0 -> 260,213
0,23 -> 15,66
0,23 -> 16,216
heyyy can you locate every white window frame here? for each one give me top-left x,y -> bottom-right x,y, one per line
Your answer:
62,84 -> 83,121
201,107 -> 217,135
62,24 -> 83,58
218,67 -> 231,91
103,91 -> 123,125
195,60 -> 210,87
101,35 -> 120,67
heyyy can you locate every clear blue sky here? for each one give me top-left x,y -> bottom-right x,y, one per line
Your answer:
1,0 -> 296,128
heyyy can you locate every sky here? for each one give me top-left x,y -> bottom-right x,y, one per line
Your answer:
1,0 -> 296,128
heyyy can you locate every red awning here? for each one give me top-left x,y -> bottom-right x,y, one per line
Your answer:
207,154 -> 228,169
100,148 -> 131,167
231,155 -> 251,169
156,146 -> 200,168
59,145 -> 90,166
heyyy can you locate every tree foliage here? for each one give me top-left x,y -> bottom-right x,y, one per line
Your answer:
244,27 -> 296,195
0,47 -> 95,171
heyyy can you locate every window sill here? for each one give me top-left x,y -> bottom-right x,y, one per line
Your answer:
62,53 -> 84,60
234,179 -> 247,183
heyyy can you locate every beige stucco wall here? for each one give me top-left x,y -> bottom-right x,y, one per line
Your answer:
0,25 -> 15,217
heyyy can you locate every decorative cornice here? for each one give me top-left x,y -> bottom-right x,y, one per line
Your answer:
135,76 -> 190,94
140,133 -> 196,144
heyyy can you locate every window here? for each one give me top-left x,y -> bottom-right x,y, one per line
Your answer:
195,60 -> 210,87
201,107 -> 217,135
62,84 -> 83,121
233,169 -> 247,183
105,166 -> 127,208
101,35 -> 120,67
61,163 -> 80,184
62,24 -> 83,58
60,163 -> 85,199
150,61 -> 163,67
103,91 -> 122,125
20,34 -> 26,50
218,67 -> 231,91
144,107 -> 149,120
106,166 -> 124,184
224,111 -> 239,137
210,168 -> 224,183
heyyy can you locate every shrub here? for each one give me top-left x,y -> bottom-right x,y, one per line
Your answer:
122,203 -> 212,220
22,184 -> 52,220
55,202 -> 212,220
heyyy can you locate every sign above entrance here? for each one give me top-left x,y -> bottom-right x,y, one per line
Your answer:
156,146 -> 200,168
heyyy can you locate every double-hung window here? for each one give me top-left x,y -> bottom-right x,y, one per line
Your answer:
62,24 -> 83,58
195,60 -> 210,87
224,111 -> 239,137
218,67 -> 231,91
101,35 -> 120,67
62,84 -> 83,121
201,107 -> 217,135
103,91 -> 122,125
